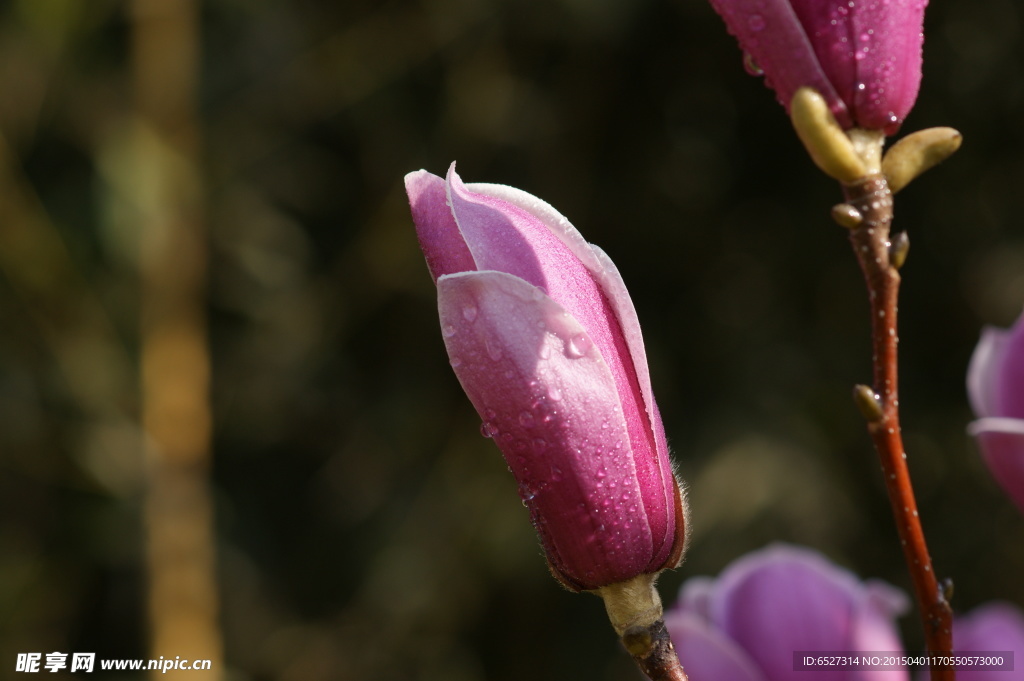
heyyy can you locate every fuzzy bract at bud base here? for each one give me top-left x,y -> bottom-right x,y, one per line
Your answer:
708,0 -> 928,135
405,164 -> 687,591
967,310 -> 1024,513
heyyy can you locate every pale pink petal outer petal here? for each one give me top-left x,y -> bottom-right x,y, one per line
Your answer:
710,545 -> 908,681
967,418 -> 1024,514
706,0 -> 852,128
997,312 -> 1024,419
665,612 -> 769,681
437,269 -> 656,589
449,167 -> 679,570
967,326 -> 1012,418
404,170 -> 476,280
953,602 -> 1024,681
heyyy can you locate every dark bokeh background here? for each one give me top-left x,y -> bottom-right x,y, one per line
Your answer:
2,0 -> 1024,679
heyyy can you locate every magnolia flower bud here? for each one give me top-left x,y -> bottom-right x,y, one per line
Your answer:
708,0 -> 928,135
406,164 -> 688,592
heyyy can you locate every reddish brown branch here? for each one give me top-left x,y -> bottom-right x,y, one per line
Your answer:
841,176 -> 954,681
621,619 -> 689,681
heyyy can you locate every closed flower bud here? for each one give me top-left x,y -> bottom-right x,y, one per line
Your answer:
406,164 -> 688,591
967,309 -> 1024,513
708,0 -> 928,135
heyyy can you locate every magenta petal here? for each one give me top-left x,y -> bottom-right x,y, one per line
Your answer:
463,181 -> 676,558
953,603 -> 1024,681
710,545 -> 908,681
405,170 -> 476,281
708,0 -> 926,133
666,612 -> 768,681
851,0 -> 927,134
707,0 -> 851,127
437,269 -> 656,589
449,169 -> 678,571
996,313 -> 1024,419
968,418 -> 1024,513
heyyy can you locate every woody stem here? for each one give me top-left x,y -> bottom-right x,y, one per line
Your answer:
842,175 -> 954,681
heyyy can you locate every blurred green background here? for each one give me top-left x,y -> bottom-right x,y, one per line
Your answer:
1,0 -> 1023,679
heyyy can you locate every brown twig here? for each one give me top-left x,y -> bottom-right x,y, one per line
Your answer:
840,175 -> 954,681
621,618 -> 689,681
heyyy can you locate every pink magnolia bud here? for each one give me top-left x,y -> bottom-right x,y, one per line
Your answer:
708,0 -> 928,135
967,310 -> 1024,513
405,164 -> 687,591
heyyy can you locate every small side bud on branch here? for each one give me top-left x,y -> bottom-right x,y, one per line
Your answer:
881,127 -> 962,194
941,578 -> 955,603
832,203 -> 863,229
888,232 -> 910,270
853,384 -> 884,422
790,88 -> 868,184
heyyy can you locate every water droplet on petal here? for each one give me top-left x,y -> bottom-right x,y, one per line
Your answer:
518,411 -> 535,427
748,13 -> 765,31
551,466 -> 563,482
533,437 -> 548,453
450,356 -> 463,368
462,304 -> 478,322
480,422 -> 495,438
742,52 -> 764,76
565,333 -> 592,359
442,324 -> 457,338
548,387 -> 562,401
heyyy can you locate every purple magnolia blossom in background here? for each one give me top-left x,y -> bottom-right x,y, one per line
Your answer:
949,602 -> 1024,681
967,309 -> 1024,513
665,544 -> 909,681
707,0 -> 928,134
405,164 -> 687,591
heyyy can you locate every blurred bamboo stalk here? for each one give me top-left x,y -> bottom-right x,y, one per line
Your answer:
130,0 -> 222,677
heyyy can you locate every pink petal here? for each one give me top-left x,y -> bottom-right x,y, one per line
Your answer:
405,170 -> 476,280
850,0 -> 927,134
465,181 -> 676,559
710,545 -> 908,681
789,0 -> 926,134
437,269 -> 657,588
997,312 -> 1024,419
953,602 -> 1024,681
967,326 -> 1012,419
665,611 -> 768,681
447,166 -> 678,569
707,0 -> 852,128
968,418 -> 1024,513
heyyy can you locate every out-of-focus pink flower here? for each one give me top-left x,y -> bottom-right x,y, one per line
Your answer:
950,603 -> 1024,681
665,544 -> 909,681
707,0 -> 928,135
405,163 -> 687,591
967,310 -> 1024,513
